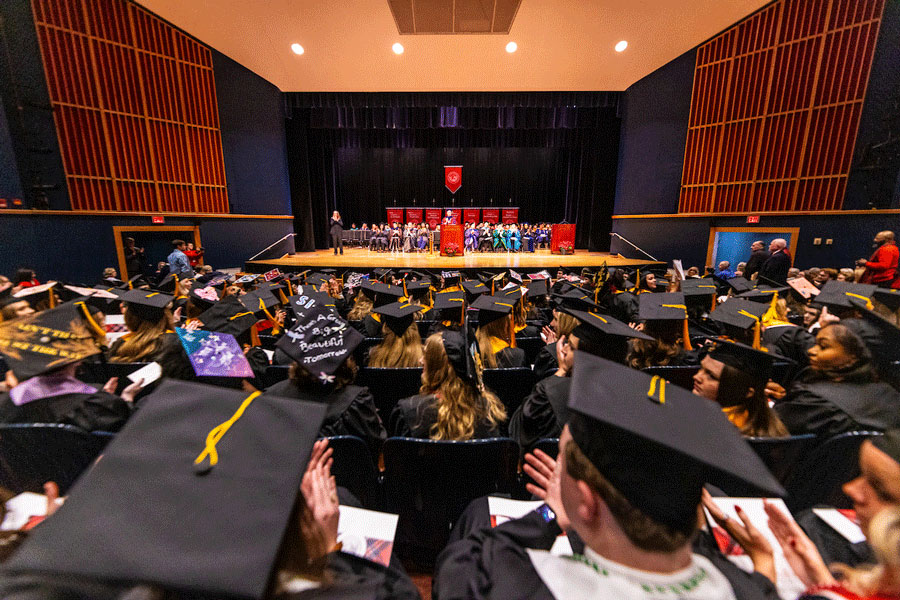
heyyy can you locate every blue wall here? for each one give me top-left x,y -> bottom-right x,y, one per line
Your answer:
0,92 -> 23,202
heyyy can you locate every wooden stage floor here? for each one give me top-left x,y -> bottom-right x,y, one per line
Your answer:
246,248 -> 660,273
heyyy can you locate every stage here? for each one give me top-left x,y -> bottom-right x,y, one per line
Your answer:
245,248 -> 662,274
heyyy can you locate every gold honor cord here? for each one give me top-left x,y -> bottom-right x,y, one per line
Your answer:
259,298 -> 281,334
647,375 -> 666,404
74,301 -> 107,339
844,292 -> 874,311
194,391 -> 262,473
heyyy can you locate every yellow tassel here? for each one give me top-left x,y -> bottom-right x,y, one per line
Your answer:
682,318 -> 693,351
75,301 -> 106,340
194,391 -> 261,470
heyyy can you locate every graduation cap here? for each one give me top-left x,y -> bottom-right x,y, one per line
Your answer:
567,352 -> 784,536
3,379 -> 327,599
704,338 -> 777,386
306,273 -> 332,289
873,287 -> 900,311
119,289 -> 174,321
872,429 -> 900,466
638,292 -> 687,321
176,327 -> 253,378
552,287 -> 600,312
0,303 -> 101,380
372,301 -> 422,336
276,305 -> 363,381
199,296 -> 258,338
286,287 -> 337,319
720,276 -> 754,294
359,280 -> 404,307
189,283 -> 221,311
709,298 -> 768,348
434,291 -> 466,323
372,268 -> 392,282
471,295 -> 516,328
13,281 -> 60,308
560,307 -> 653,344
526,279 -> 549,298
154,273 -> 183,294
737,285 -> 790,303
813,280 -> 877,311
461,280 -> 489,300
441,329 -> 480,387
681,277 -> 718,311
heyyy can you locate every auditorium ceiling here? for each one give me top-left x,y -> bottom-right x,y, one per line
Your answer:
134,0 -> 770,92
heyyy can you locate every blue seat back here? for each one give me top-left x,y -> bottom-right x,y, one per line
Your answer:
515,337 -> 545,365
355,367 -> 424,423
746,434 -> 817,484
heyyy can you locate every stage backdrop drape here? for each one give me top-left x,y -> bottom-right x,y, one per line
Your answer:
285,92 -> 621,251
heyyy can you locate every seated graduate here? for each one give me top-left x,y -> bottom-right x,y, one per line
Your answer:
692,339 -> 789,437
0,380 -> 420,599
774,322 -> 900,438
496,283 -> 541,338
0,302 -> 139,432
736,289 -> 815,367
428,290 -> 467,336
366,301 -> 424,368
0,294 -> 36,322
107,288 -> 179,363
531,307 -> 579,381
434,352 -> 785,600
471,295 -> 526,368
598,269 -> 639,323
190,295 -> 271,385
508,306 -> 653,454
626,292 -> 697,369
267,305 -> 386,456
357,279 -> 404,338
389,330 -> 506,439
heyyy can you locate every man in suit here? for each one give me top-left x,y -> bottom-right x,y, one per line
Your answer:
758,238 -> 791,284
744,240 -> 769,281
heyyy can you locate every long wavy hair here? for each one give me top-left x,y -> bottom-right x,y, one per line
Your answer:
347,293 -> 373,321
626,320 -> 683,370
420,333 -> 506,441
832,506 -> 900,597
109,304 -> 174,363
367,323 -> 423,367
475,317 -> 510,368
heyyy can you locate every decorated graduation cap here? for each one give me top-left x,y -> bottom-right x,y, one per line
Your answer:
0,303 -> 101,380
372,301 -> 422,336
4,379 -> 327,599
567,352 -> 784,536
286,286 -> 338,319
59,284 -> 121,313
189,283 -> 221,311
13,281 -> 60,308
119,289 -> 173,321
704,338 -> 777,385
276,305 -> 363,381
176,327 -> 254,378
813,280 -> 877,311
198,295 -> 258,338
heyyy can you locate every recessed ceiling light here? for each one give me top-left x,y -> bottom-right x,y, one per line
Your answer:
506,41 -> 518,53
615,40 -> 628,52
290,43 -> 304,55
392,42 -> 404,55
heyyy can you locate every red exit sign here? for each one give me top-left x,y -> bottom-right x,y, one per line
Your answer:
151,215 -> 165,224
746,215 -> 760,224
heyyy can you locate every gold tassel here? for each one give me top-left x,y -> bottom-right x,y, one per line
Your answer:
682,318 -> 693,351
48,288 -> 56,308
250,323 -> 261,347
75,301 -> 106,340
508,315 -> 516,349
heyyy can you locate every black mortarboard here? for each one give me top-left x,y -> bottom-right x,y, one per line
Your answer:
705,338 -> 776,383
526,280 -> 549,299
198,296 -> 258,337
372,268 -> 392,281
441,329 -> 479,386
276,306 -> 363,379
560,307 -> 653,343
372,301 -> 422,336
462,280 -> 489,300
638,292 -> 687,321
681,278 -> 718,300
12,281 -> 59,306
737,286 -> 790,303
719,276 -> 754,294
119,274 -> 148,290
360,281 -> 404,307
119,289 -> 173,321
154,273 -> 182,294
471,295 -> 515,327
406,280 -> 433,301
552,287 -> 600,312
873,287 -> 900,311
433,291 -> 466,323
567,352 -> 784,535
59,285 -> 120,312
4,379 -> 327,599
709,298 -> 768,330
0,304 -> 101,379
306,273 -> 332,289
872,429 -> 900,466
239,289 -> 281,318
813,281 -> 877,311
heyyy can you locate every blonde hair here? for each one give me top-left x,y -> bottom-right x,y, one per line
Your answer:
367,323 -> 423,367
421,333 -> 506,440
556,312 -> 579,338
833,507 -> 900,596
475,317 -> 510,369
347,294 -> 373,321
109,304 -> 174,363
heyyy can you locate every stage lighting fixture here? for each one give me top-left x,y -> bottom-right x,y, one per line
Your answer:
615,40 -> 628,52
393,42 -> 405,55
291,43 -> 304,55
506,41 -> 518,53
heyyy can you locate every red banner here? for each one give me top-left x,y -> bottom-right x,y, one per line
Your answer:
425,208 -> 442,228
445,166 -> 462,194
386,208 -> 404,224
501,208 -> 519,224
482,208 -> 500,223
440,224 -> 465,256
406,208 -> 423,224
463,208 -> 480,224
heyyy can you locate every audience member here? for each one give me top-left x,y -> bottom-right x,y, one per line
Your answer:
857,230 -> 898,288
166,239 -> 192,278
745,240 -> 769,280
759,238 -> 792,284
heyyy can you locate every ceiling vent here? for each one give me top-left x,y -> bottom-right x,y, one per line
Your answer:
388,0 -> 523,34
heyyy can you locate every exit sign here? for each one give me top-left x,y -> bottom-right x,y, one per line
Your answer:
151,215 -> 165,224
746,215 -> 760,224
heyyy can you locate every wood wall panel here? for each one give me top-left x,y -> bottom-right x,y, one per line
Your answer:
33,0 -> 228,213
679,0 -> 884,213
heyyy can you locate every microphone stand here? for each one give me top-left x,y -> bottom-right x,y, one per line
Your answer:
609,232 -> 659,262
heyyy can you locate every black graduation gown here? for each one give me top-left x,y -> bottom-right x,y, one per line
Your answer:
774,376 -> 900,439
508,375 -> 570,454
762,324 -> 814,371
433,509 -> 779,600
264,380 -> 387,456
531,343 -> 558,381
794,508 -> 874,568
363,315 -> 382,338
0,390 -> 132,433
389,394 -> 502,439
605,291 -> 639,323
516,325 -> 541,338
493,347 -> 526,368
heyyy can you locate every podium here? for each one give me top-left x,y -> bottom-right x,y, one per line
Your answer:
550,224 -> 576,254
440,225 -> 464,257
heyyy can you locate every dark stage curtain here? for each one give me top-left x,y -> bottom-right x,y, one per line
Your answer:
285,92 -> 621,252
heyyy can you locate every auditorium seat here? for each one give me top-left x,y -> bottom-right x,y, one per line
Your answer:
483,367 -> 536,422
641,365 -> 700,391
256,334 -> 279,350
0,423 -> 113,494
326,435 -> 382,510
382,436 -> 519,566
355,367 -> 424,423
416,320 -> 436,338
746,434 -> 817,484
784,430 -> 882,513
261,364 -> 291,388
534,437 -> 560,459
515,336 -> 545,365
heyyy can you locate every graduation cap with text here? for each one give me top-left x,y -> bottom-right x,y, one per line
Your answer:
119,289 -> 174,321
567,352 -> 784,536
286,286 -> 338,319
4,379 -> 328,599
372,301 -> 422,336
276,305 -> 363,380
0,303 -> 101,380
